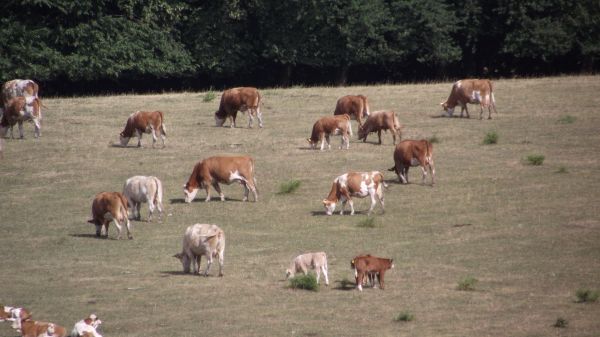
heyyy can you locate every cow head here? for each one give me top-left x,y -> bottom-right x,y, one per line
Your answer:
183,183 -> 199,203
285,269 -> 293,279
440,101 -> 454,116
173,253 -> 191,273
322,199 -> 336,215
357,125 -> 368,140
119,132 -> 131,147
306,138 -> 317,149
214,111 -> 225,127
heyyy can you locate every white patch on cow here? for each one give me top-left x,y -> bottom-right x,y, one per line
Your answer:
471,90 -> 481,103
337,174 -> 348,188
323,200 -> 336,215
358,180 -> 369,197
184,188 -> 199,203
229,170 -> 244,183
411,158 -> 420,166
456,80 -> 462,88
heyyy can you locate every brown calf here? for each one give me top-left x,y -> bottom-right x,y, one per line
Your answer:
88,191 -> 132,239
307,114 -> 352,150
351,255 -> 394,291
215,87 -> 262,128
334,95 -> 370,128
441,79 -> 497,119
358,110 -> 402,145
119,110 -> 166,148
388,139 -> 435,185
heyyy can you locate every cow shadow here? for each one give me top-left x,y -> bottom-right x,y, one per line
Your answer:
311,210 -> 368,216
69,233 -> 119,240
170,197 -> 244,204
430,114 -> 474,120
333,279 -> 356,291
159,271 -> 223,278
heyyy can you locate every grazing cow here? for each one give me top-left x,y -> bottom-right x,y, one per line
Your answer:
119,110 -> 166,148
358,110 -> 402,145
71,314 -> 102,337
440,79 -> 497,119
334,95 -> 370,128
322,171 -> 386,216
351,255 -> 394,291
173,224 -> 225,277
214,87 -> 263,128
285,252 -> 329,286
1,306 -> 32,332
0,96 -> 43,138
183,155 -> 258,203
122,175 -> 163,222
20,320 -> 67,337
388,139 -> 435,185
307,114 -> 352,150
87,192 -> 132,239
1,79 -> 39,105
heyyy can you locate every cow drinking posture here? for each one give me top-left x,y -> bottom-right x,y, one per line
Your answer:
174,224 -> 225,277
285,252 -> 329,286
358,110 -> 402,145
119,110 -> 166,148
322,171 -> 386,215
0,96 -> 43,139
122,175 -> 164,222
307,114 -> 352,150
351,255 -> 394,291
334,95 -> 370,128
388,139 -> 435,186
214,87 -> 263,128
440,79 -> 497,119
88,192 -> 132,239
184,155 -> 258,203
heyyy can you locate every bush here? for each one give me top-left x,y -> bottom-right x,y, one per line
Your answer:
289,274 -> 319,291
576,289 -> 599,303
278,180 -> 301,194
394,311 -> 415,322
457,276 -> 478,291
483,131 -> 498,145
428,135 -> 440,144
553,317 -> 568,328
203,91 -> 216,102
555,166 -> 568,174
526,154 -> 545,166
557,115 -> 576,124
357,216 -> 377,228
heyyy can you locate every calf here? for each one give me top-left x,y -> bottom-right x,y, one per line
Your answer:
322,171 -> 386,216
357,110 -> 402,145
215,87 -> 263,128
184,155 -> 258,203
351,255 -> 394,291
388,139 -> 435,185
71,314 -> 102,337
119,110 -> 166,148
1,306 -> 31,332
307,114 -> 352,150
441,79 -> 497,119
174,223 -> 225,277
0,96 -> 43,139
87,192 -> 132,239
285,252 -> 329,286
20,320 -> 67,337
334,95 -> 370,128
122,175 -> 163,222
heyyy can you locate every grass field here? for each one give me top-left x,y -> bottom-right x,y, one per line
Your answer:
1,76 -> 599,337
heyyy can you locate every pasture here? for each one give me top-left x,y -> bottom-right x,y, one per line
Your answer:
1,76 -> 600,337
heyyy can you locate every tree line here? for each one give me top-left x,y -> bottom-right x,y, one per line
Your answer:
1,0 -> 598,95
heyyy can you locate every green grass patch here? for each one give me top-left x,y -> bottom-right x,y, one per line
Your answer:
357,216 -> 377,228
457,276 -> 478,291
428,135 -> 440,144
557,115 -> 576,124
394,311 -> 415,322
553,317 -> 568,328
555,166 -> 568,173
277,179 -> 301,194
288,273 -> 319,291
575,289 -> 599,303
525,154 -> 545,166
203,90 -> 217,102
483,131 -> 498,145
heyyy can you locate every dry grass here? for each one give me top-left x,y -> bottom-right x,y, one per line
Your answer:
1,76 -> 600,337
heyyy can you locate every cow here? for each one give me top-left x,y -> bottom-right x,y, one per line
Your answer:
0,96 -> 43,139
1,79 -> 39,105
214,87 -> 263,128
173,224 -> 225,277
307,114 -> 352,150
334,95 -> 370,128
1,306 -> 32,332
357,110 -> 402,145
71,314 -> 102,337
322,171 -> 386,216
388,139 -> 435,186
20,320 -> 67,337
440,79 -> 497,119
87,192 -> 132,240
122,175 -> 163,222
183,155 -> 258,203
285,252 -> 329,286
351,255 -> 394,291
119,110 -> 166,148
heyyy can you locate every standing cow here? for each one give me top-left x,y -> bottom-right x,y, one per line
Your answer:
285,252 -> 329,286
388,139 -> 435,185
351,255 -> 394,291
214,87 -> 263,128
357,110 -> 402,145
122,175 -> 163,222
440,79 -> 497,119
87,192 -> 132,239
322,171 -> 386,215
334,95 -> 370,128
0,96 -> 43,138
174,223 -> 225,277
119,110 -> 166,148
307,114 -> 352,150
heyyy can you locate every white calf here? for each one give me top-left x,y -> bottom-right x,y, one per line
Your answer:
122,175 -> 163,222
285,252 -> 329,286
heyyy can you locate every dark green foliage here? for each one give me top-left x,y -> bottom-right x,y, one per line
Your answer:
289,273 -> 319,291
554,317 -> 568,328
203,91 -> 217,103
278,180 -> 301,194
457,276 -> 478,291
575,289 -> 599,303
526,155 -> 545,166
483,131 -> 498,145
394,311 -> 415,322
428,135 -> 440,144
557,115 -> 576,124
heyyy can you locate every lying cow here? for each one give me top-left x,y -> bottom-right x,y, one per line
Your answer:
20,320 -> 67,337
357,110 -> 402,145
71,313 -> 102,337
87,192 -> 132,239
119,110 -> 166,148
122,175 -> 163,222
388,139 -> 435,185
440,79 -> 497,119
322,171 -> 386,216
351,255 -> 394,291
184,155 -> 258,203
174,223 -> 225,277
1,306 -> 32,332
0,96 -> 43,139
334,95 -> 370,128
307,114 -> 352,150
285,252 -> 329,286
215,87 -> 263,128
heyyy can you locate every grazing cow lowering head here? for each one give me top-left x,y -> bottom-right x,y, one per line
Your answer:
119,110 -> 166,148
87,191 -> 132,239
322,171 -> 386,216
215,87 -> 262,128
307,114 -> 352,150
440,79 -> 497,119
174,224 -> 226,277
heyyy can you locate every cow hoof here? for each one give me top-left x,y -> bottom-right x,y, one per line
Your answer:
219,273 -> 224,277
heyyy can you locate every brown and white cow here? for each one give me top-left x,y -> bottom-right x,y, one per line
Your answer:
1,79 -> 39,106
1,306 -> 32,332
388,139 -> 435,185
351,255 -> 394,291
174,223 -> 225,277
334,95 -> 370,128
184,155 -> 258,203
214,87 -> 262,128
440,79 -> 497,119
322,171 -> 386,216
87,191 -> 132,239
357,110 -> 402,145
20,320 -> 67,337
119,110 -> 166,148
307,114 -> 352,150
285,252 -> 329,286
0,96 -> 43,138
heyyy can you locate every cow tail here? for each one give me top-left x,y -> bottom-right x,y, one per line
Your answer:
346,118 -> 353,136
489,81 -> 498,115
251,159 -> 259,197
364,96 -> 370,117
154,177 -> 164,210
158,111 -> 167,136
393,112 -> 402,139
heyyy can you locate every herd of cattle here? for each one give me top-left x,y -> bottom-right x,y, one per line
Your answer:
1,78 -> 498,336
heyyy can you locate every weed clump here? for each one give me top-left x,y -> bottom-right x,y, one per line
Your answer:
457,276 -> 478,291
394,311 -> 415,322
555,166 -> 568,173
203,91 -> 216,102
553,317 -> 568,328
576,289 -> 599,303
289,274 -> 319,291
557,115 -> 576,124
483,131 -> 498,145
526,154 -> 545,166
278,180 -> 301,194
357,216 -> 377,228
428,135 -> 440,144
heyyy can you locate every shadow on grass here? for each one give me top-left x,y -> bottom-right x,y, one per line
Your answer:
311,210 -> 368,216
170,197 -> 244,204
159,271 -> 223,277
333,279 -> 356,291
430,114 -> 475,119
69,233 -> 125,240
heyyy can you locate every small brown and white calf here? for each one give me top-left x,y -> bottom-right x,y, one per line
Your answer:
1,306 -> 32,332
334,95 -> 370,128
214,87 -> 263,128
87,192 -> 132,239
122,175 -> 163,222
441,79 -> 497,119
322,171 -> 386,216
184,155 -> 258,203
285,252 -> 329,286
174,224 -> 225,277
351,255 -> 394,291
388,139 -> 435,185
307,114 -> 352,150
119,110 -> 166,148
0,96 -> 43,138
20,320 -> 67,337
358,110 -> 402,145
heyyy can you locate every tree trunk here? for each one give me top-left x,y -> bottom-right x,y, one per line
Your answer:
279,64 -> 293,87
336,65 -> 349,86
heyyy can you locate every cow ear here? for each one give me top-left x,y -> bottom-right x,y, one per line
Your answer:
173,253 -> 182,260
87,219 -> 94,224
322,199 -> 328,205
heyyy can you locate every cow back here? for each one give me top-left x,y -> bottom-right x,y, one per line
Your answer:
334,95 -> 367,120
352,255 -> 393,272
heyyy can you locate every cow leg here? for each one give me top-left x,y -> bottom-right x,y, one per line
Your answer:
204,254 -> 213,276
33,120 -> 41,138
113,219 -> 123,240
377,130 -> 382,144
400,167 -> 409,184
18,121 -> 24,139
379,271 -> 385,289
356,271 -> 365,291
151,127 -> 157,148
212,182 -> 225,201
368,191 -> 377,215
136,203 -> 142,221
339,200 -> 346,215
204,185 -> 212,202
340,133 -> 349,150
147,200 -> 155,222
247,110 -> 254,128
322,265 -> 329,286
136,130 -> 143,147
195,255 -> 202,274
315,267 -> 321,284
218,250 -> 224,277
257,106 -> 263,128
348,199 -> 355,215
325,135 -> 331,150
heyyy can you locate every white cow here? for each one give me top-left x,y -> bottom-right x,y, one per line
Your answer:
285,252 -> 329,286
174,224 -> 225,277
122,175 -> 163,222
